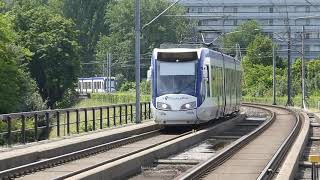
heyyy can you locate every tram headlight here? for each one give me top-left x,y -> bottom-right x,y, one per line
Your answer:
157,102 -> 172,110
180,101 -> 196,110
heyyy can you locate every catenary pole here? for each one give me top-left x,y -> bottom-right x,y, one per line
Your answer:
287,26 -> 293,106
109,53 -> 112,92
107,53 -> 109,92
273,45 -> 276,105
301,26 -> 306,109
135,0 -> 141,123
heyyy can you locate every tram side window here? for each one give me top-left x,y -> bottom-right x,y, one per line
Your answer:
206,65 -> 210,97
226,69 -> 229,98
211,65 -> 218,98
217,67 -> 222,103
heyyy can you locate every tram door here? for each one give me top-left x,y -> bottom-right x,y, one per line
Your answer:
203,65 -> 210,98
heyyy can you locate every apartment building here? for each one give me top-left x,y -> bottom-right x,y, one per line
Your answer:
179,0 -> 320,60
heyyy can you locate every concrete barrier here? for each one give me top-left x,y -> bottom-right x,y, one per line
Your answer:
0,121 -> 160,171
68,115 -> 246,180
275,111 -> 310,180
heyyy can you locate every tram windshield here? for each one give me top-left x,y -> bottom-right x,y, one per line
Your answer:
156,60 -> 197,97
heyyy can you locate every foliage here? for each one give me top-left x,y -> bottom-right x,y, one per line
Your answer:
117,80 -> 150,94
241,58 -> 273,96
140,80 -> 151,95
119,82 -> 136,92
96,0 -> 194,81
115,73 -> 126,91
0,12 -> 45,113
246,35 -> 274,66
306,59 -> 320,96
243,95 -> 320,109
55,88 -> 80,108
62,0 -> 110,76
222,20 -> 261,55
12,4 -> 81,108
84,93 -> 150,106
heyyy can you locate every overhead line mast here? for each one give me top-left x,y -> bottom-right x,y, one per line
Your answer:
135,0 -> 141,123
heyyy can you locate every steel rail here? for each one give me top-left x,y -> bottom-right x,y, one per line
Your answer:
52,130 -> 193,180
0,129 -> 165,179
177,104 -> 275,180
257,108 -> 302,180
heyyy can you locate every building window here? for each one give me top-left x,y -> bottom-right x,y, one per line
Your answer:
233,7 -> 237,13
306,6 -> 310,13
295,6 -> 310,12
268,19 -> 273,25
198,7 -> 202,13
295,19 -> 309,25
233,19 -> 237,26
224,19 -> 237,25
264,32 -> 273,38
305,33 -> 311,39
269,7 -> 273,13
224,7 -> 237,13
201,20 -> 208,26
189,7 -> 196,13
305,45 -> 311,51
306,19 -> 310,25
294,32 -> 301,38
259,6 -> 273,13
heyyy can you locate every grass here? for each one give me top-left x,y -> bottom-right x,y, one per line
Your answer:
48,92 -> 152,139
0,92 -> 153,145
242,95 -> 320,110
73,92 -> 151,108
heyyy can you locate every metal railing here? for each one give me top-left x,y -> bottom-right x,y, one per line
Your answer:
0,102 -> 151,147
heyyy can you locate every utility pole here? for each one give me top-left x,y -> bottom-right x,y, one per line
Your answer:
272,45 -> 276,105
284,0 -> 293,106
109,53 -> 112,92
287,25 -> 293,106
106,54 -> 109,92
135,0 -> 141,123
301,26 -> 306,109
102,62 -> 105,77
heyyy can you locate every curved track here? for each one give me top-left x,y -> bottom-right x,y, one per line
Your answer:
176,104 -> 301,180
0,128 -> 190,179
0,104 -> 301,180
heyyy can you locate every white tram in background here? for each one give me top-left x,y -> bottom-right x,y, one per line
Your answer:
77,77 -> 116,94
150,48 -> 241,125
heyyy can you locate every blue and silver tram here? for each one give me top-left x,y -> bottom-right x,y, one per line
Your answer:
77,77 -> 116,94
150,48 -> 241,125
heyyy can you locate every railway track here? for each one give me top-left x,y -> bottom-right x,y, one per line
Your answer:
0,104 -> 300,180
130,108 -> 268,180
0,127 -> 188,179
0,113 -> 240,179
296,112 -> 320,179
175,104 -> 301,180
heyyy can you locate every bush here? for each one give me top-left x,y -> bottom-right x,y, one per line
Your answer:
119,82 -> 136,92
89,93 -> 150,104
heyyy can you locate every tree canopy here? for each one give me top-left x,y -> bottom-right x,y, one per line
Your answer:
63,0 -> 110,76
96,0 -> 194,82
222,20 -> 262,55
0,11 -> 45,113
12,4 -> 80,108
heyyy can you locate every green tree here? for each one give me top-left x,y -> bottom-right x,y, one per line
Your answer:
12,5 -> 80,108
63,0 -> 111,76
245,35 -> 274,66
96,0 -> 194,81
292,58 -> 302,96
241,33 -> 289,97
0,11 -> 45,113
306,59 -> 320,95
222,20 -> 262,55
